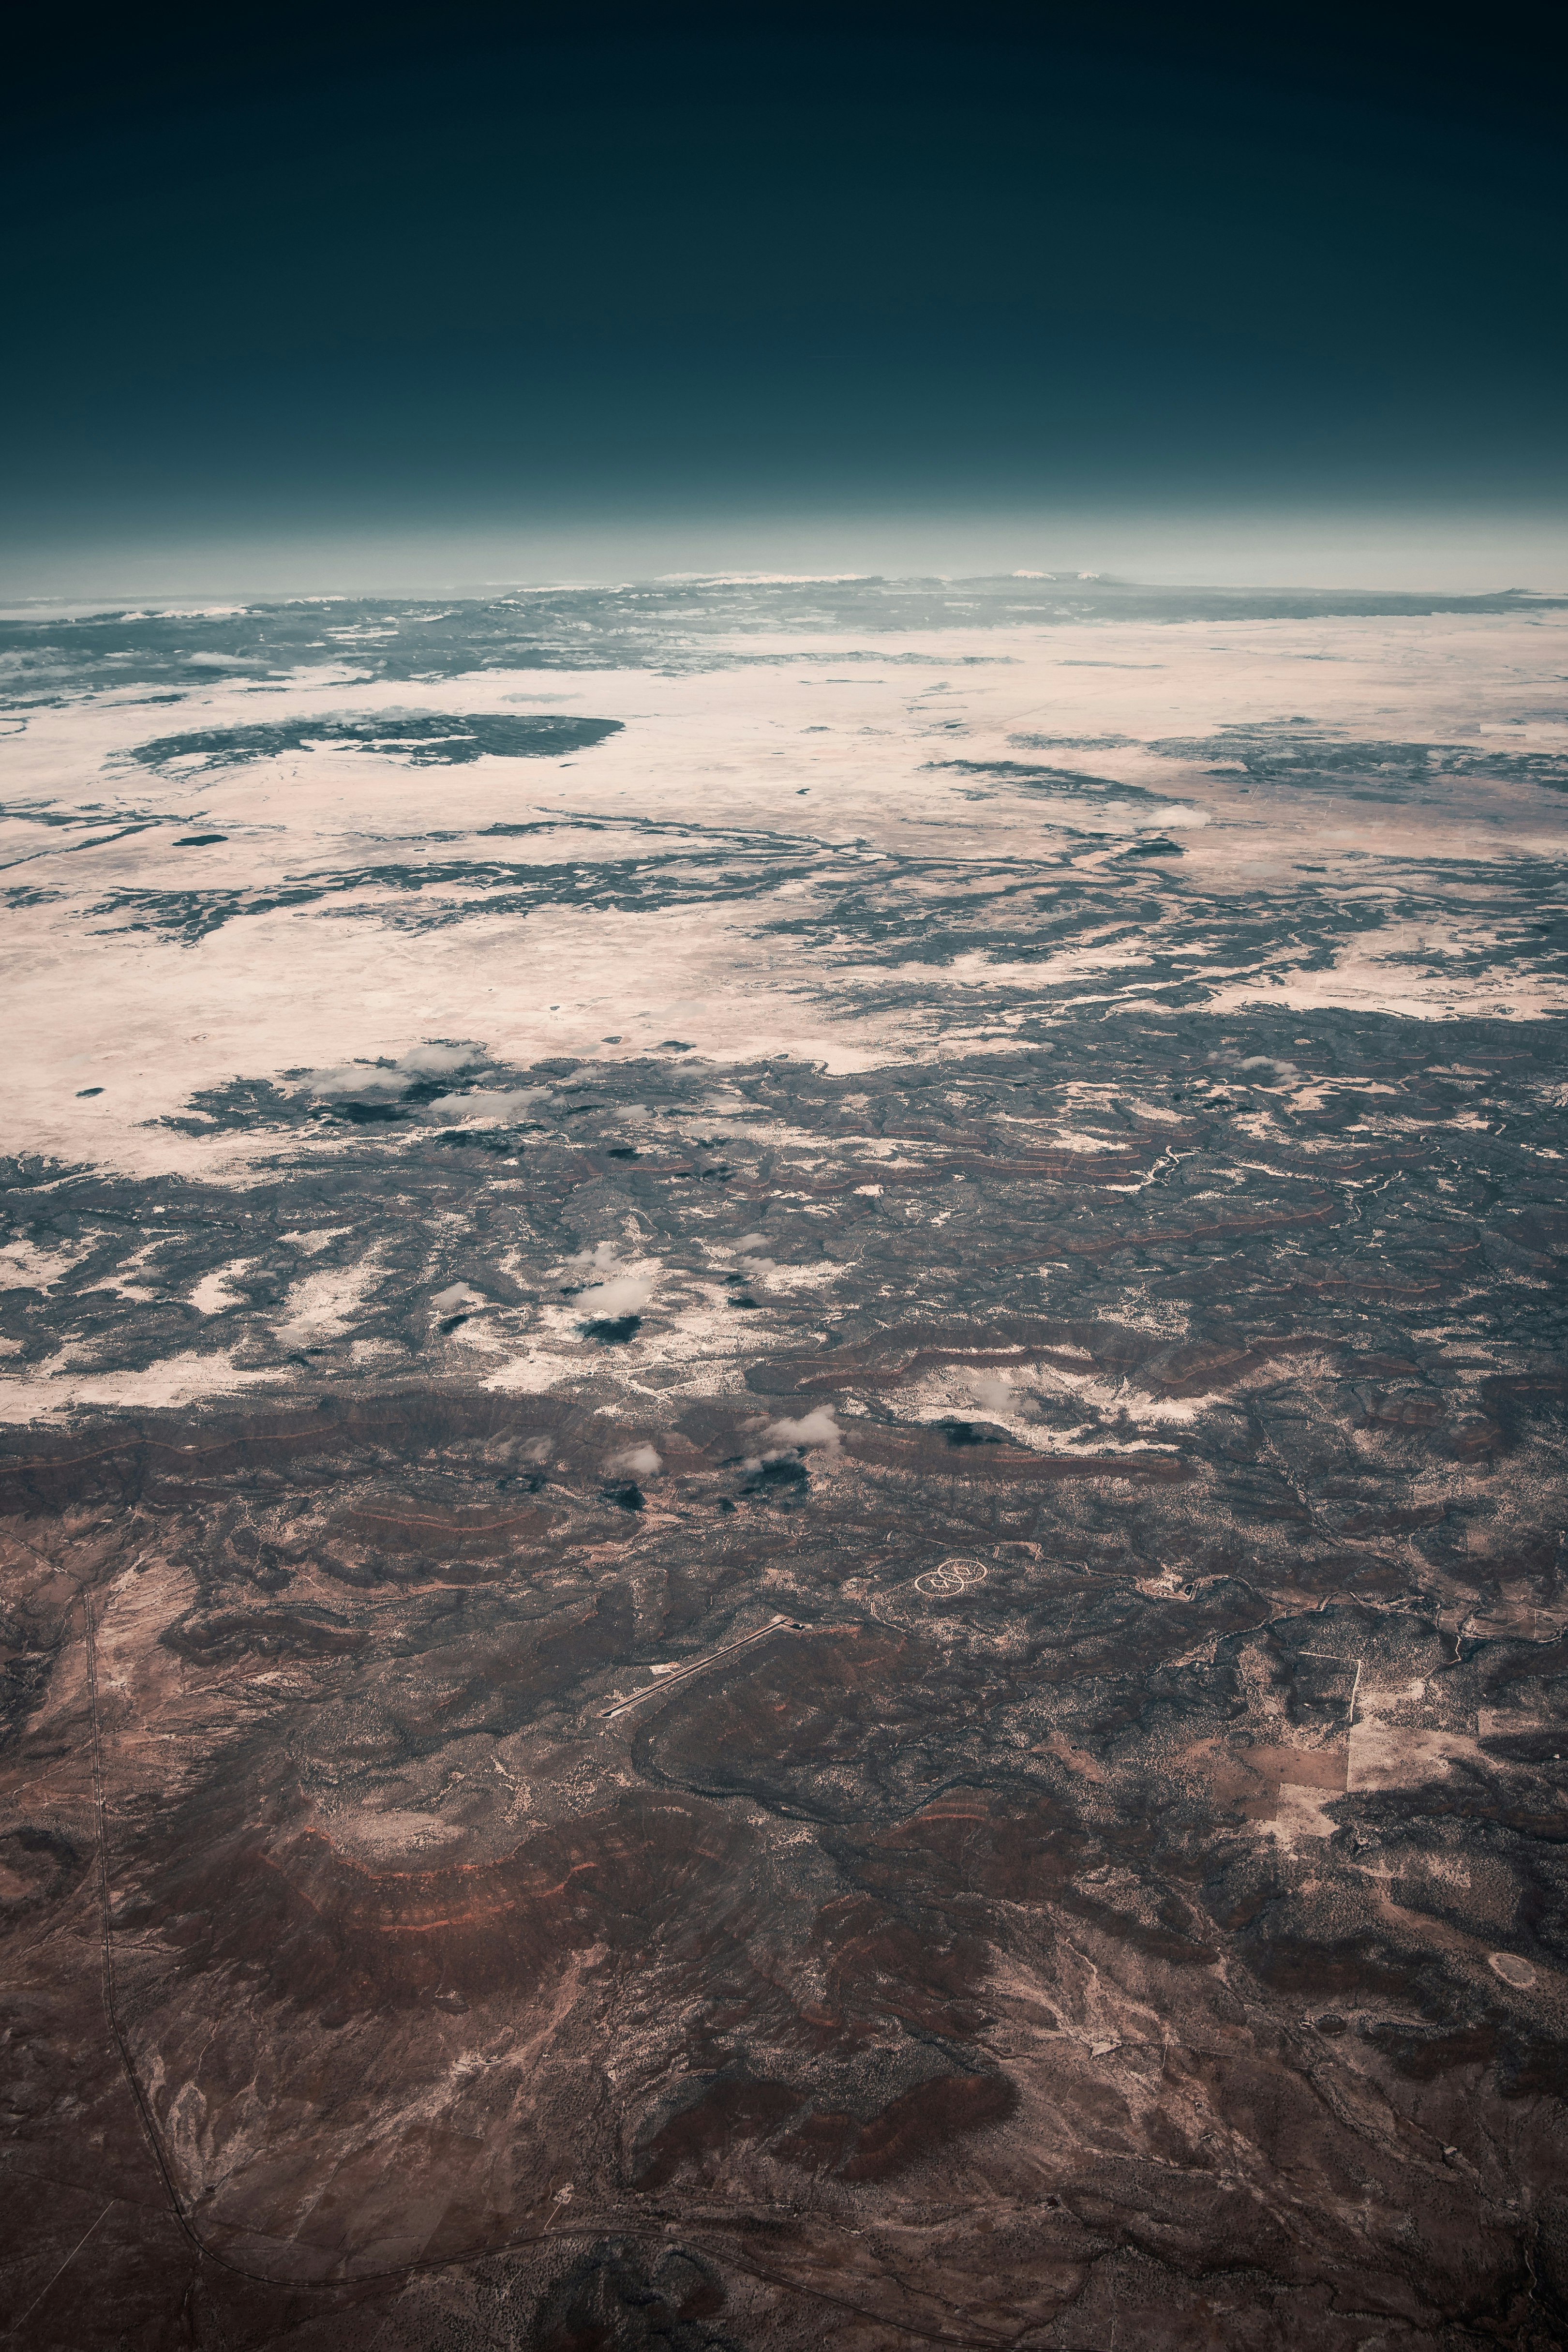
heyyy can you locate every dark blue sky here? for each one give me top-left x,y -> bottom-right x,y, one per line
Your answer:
6,1 -> 1564,584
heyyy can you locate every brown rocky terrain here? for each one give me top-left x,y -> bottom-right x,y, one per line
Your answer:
3,1013 -> 1567,2352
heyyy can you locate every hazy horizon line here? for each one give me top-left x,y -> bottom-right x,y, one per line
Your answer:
5,502 -> 1567,606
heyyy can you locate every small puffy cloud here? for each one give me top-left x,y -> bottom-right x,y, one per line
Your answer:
763,1406 -> 841,1452
400,1044 -> 478,1077
513,1434 -> 553,1465
567,1244 -> 657,1321
433,1281 -> 487,1312
569,1240 -> 626,1272
307,1043 -> 478,1098
742,1447 -> 814,1474
607,1442 -> 662,1478
308,1064 -> 398,1098
578,1274 -> 653,1319
431,1086 -> 553,1121
969,1373 -> 1015,1414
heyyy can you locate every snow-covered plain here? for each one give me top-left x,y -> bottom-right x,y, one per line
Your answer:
4,586 -> 1565,1178
3,575 -> 1565,1417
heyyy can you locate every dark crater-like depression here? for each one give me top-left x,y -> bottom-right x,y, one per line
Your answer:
121,711 -> 624,774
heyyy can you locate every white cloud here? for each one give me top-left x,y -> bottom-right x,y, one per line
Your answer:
431,1086 -> 553,1120
400,1044 -> 478,1076
307,1063 -> 400,1098
308,1042 -> 479,1098
578,1274 -> 653,1318
607,1442 -> 662,1478
564,1246 -> 659,1320
969,1373 -> 1015,1414
567,1241 -> 628,1274
763,1406 -> 841,1452
432,1281 -> 487,1312
508,1434 -> 553,1465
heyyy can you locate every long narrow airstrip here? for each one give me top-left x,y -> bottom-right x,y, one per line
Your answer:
601,1614 -> 807,1721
